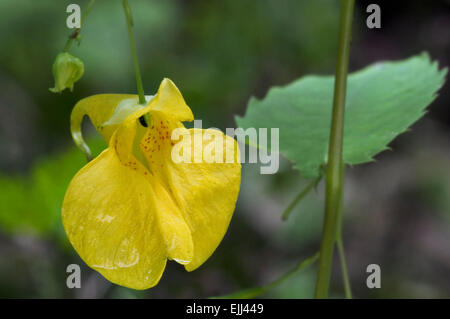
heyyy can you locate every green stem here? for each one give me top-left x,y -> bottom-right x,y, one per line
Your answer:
264,253 -> 319,293
282,176 -> 322,221
63,0 -> 96,52
335,179 -> 352,299
336,237 -> 352,298
211,253 -> 319,299
122,0 -> 146,105
314,0 -> 354,299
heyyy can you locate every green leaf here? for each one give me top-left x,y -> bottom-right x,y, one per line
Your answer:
236,53 -> 447,178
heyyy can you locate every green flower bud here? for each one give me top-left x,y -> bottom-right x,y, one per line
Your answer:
49,52 -> 84,93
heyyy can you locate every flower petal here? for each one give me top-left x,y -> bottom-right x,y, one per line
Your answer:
149,78 -> 194,122
71,94 -> 137,143
105,78 -> 193,167
111,113 -> 194,266
141,127 -> 241,271
150,178 -> 194,265
62,148 -> 167,290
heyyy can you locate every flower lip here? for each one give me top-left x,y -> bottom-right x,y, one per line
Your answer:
101,95 -> 155,128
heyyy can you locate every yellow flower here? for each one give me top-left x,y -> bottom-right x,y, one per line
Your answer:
62,78 -> 241,290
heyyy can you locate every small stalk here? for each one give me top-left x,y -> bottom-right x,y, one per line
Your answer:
337,238 -> 352,299
282,176 -> 322,221
211,252 -> 319,299
336,191 -> 352,299
314,0 -> 355,299
122,0 -> 146,105
63,0 -> 96,52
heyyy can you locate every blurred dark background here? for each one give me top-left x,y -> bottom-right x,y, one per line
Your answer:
0,0 -> 449,298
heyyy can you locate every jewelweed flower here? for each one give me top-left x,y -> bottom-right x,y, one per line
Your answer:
49,52 -> 84,93
62,79 -> 241,289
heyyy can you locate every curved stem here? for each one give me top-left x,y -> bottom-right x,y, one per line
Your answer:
122,0 -> 146,105
314,0 -> 354,299
282,176 -> 322,221
211,252 -> 319,299
336,185 -> 352,299
335,182 -> 352,299
337,237 -> 352,298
